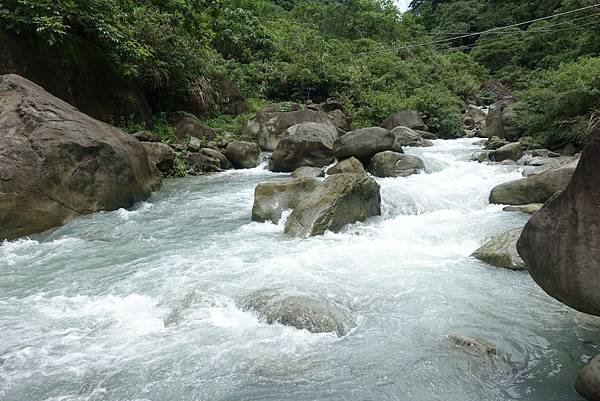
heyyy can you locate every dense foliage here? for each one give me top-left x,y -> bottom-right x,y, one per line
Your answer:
1,0 -> 599,143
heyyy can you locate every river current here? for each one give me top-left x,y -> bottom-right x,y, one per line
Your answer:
1,139 -> 598,401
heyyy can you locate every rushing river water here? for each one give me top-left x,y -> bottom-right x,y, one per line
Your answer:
1,139 -> 598,401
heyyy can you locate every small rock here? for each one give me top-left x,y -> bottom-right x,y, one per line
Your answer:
472,151 -> 491,163
503,204 -> 543,214
367,151 -> 425,178
199,148 -> 231,170
291,167 -> 324,178
575,355 -> 600,401
133,131 -> 162,142
327,157 -> 366,175
471,228 -> 526,270
188,136 -> 202,152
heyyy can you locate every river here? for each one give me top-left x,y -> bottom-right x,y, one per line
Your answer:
0,138 -> 597,401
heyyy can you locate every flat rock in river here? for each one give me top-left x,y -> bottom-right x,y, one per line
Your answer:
333,127 -> 397,164
472,228 -> 526,271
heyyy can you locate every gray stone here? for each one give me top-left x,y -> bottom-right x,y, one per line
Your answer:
472,228 -> 526,271
284,174 -> 381,237
327,109 -> 351,132
174,118 -> 216,141
380,110 -> 427,130
575,355 -> 600,401
187,136 -> 202,152
484,98 -> 515,139
391,126 -> 433,148
291,167 -> 324,178
503,204 -> 543,214
367,151 -> 425,178
472,151 -> 491,163
0,74 -> 161,240
517,125 -> 600,316
492,142 -> 522,162
252,178 -> 319,223
142,142 -> 175,172
223,141 -> 261,169
132,131 -> 161,142
333,127 -> 397,164
241,289 -> 356,336
327,157 -> 366,175
199,148 -> 231,170
269,122 -> 338,172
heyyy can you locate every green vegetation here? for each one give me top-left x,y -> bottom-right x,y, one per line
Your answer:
1,0 -> 599,144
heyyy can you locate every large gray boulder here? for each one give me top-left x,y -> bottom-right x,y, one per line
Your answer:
0,74 -> 161,240
241,289 -> 356,336
517,125 -> 600,316
380,110 -> 427,130
472,228 -> 526,271
142,142 -> 175,173
326,157 -> 366,175
333,127 -> 397,164
391,126 -> 433,148
223,141 -> 260,169
492,142 -> 522,162
284,174 -> 381,237
251,178 -> 319,223
269,122 -> 338,172
484,98 -> 515,139
242,107 -> 336,151
367,151 -> 425,178
576,355 -> 600,401
489,166 -> 576,205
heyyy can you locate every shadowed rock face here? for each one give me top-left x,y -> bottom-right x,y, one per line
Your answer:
517,125 -> 600,316
0,74 -> 161,240
241,289 -> 356,336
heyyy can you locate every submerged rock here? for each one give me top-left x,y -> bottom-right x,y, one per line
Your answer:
291,167 -> 324,178
448,334 -> 497,357
367,151 -> 425,178
241,289 -> 355,336
284,173 -> 381,237
252,178 -> 319,224
517,125 -> 600,316
489,166 -> 575,205
503,204 -> 543,214
269,122 -> 337,172
333,127 -> 397,164
327,157 -> 366,175
472,228 -> 526,271
223,141 -> 261,169
0,74 -> 161,240
576,355 -> 600,401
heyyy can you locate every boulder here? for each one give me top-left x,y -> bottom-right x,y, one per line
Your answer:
252,178 -> 319,223
132,131 -> 161,143
503,204 -> 543,214
269,122 -> 338,172
284,174 -> 381,237
576,355 -> 600,401
492,142 -> 522,162
242,108 -> 336,151
531,149 -> 560,158
464,105 -> 487,128
174,118 -> 216,141
199,148 -> 231,170
367,151 -> 425,178
184,153 -> 223,173
484,98 -> 515,139
380,110 -> 427,131
241,289 -> 355,336
416,130 -> 438,140
0,74 -> 161,240
523,155 -> 580,177
223,141 -> 261,169
291,167 -> 324,178
327,157 -> 366,175
517,125 -> 600,316
391,126 -> 433,148
489,166 -> 575,205
187,136 -> 202,152
471,228 -> 526,271
328,109 -> 351,132
333,127 -> 396,164
484,136 -> 510,150
472,151 -> 492,163
142,142 -> 176,172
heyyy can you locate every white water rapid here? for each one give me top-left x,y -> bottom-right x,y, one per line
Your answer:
1,139 -> 597,401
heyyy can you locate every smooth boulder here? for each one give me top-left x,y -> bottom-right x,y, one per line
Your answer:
326,157 -> 366,175
142,142 -> 175,172
367,151 -> 425,178
489,166 -> 575,205
492,142 -> 522,162
472,228 -> 526,271
291,167 -> 324,178
241,289 -> 355,336
269,122 -> 337,172
284,174 -> 381,237
391,126 -> 433,148
380,110 -> 427,131
333,127 -> 396,164
223,141 -> 261,169
242,108 -> 336,151
517,125 -> 600,316
174,118 -> 216,141
576,355 -> 600,401
0,74 -> 161,240
252,178 -> 319,223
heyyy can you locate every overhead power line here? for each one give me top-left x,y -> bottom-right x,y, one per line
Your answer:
357,2 -> 600,55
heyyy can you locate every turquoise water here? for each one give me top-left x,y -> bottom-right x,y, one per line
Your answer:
1,139 -> 597,401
